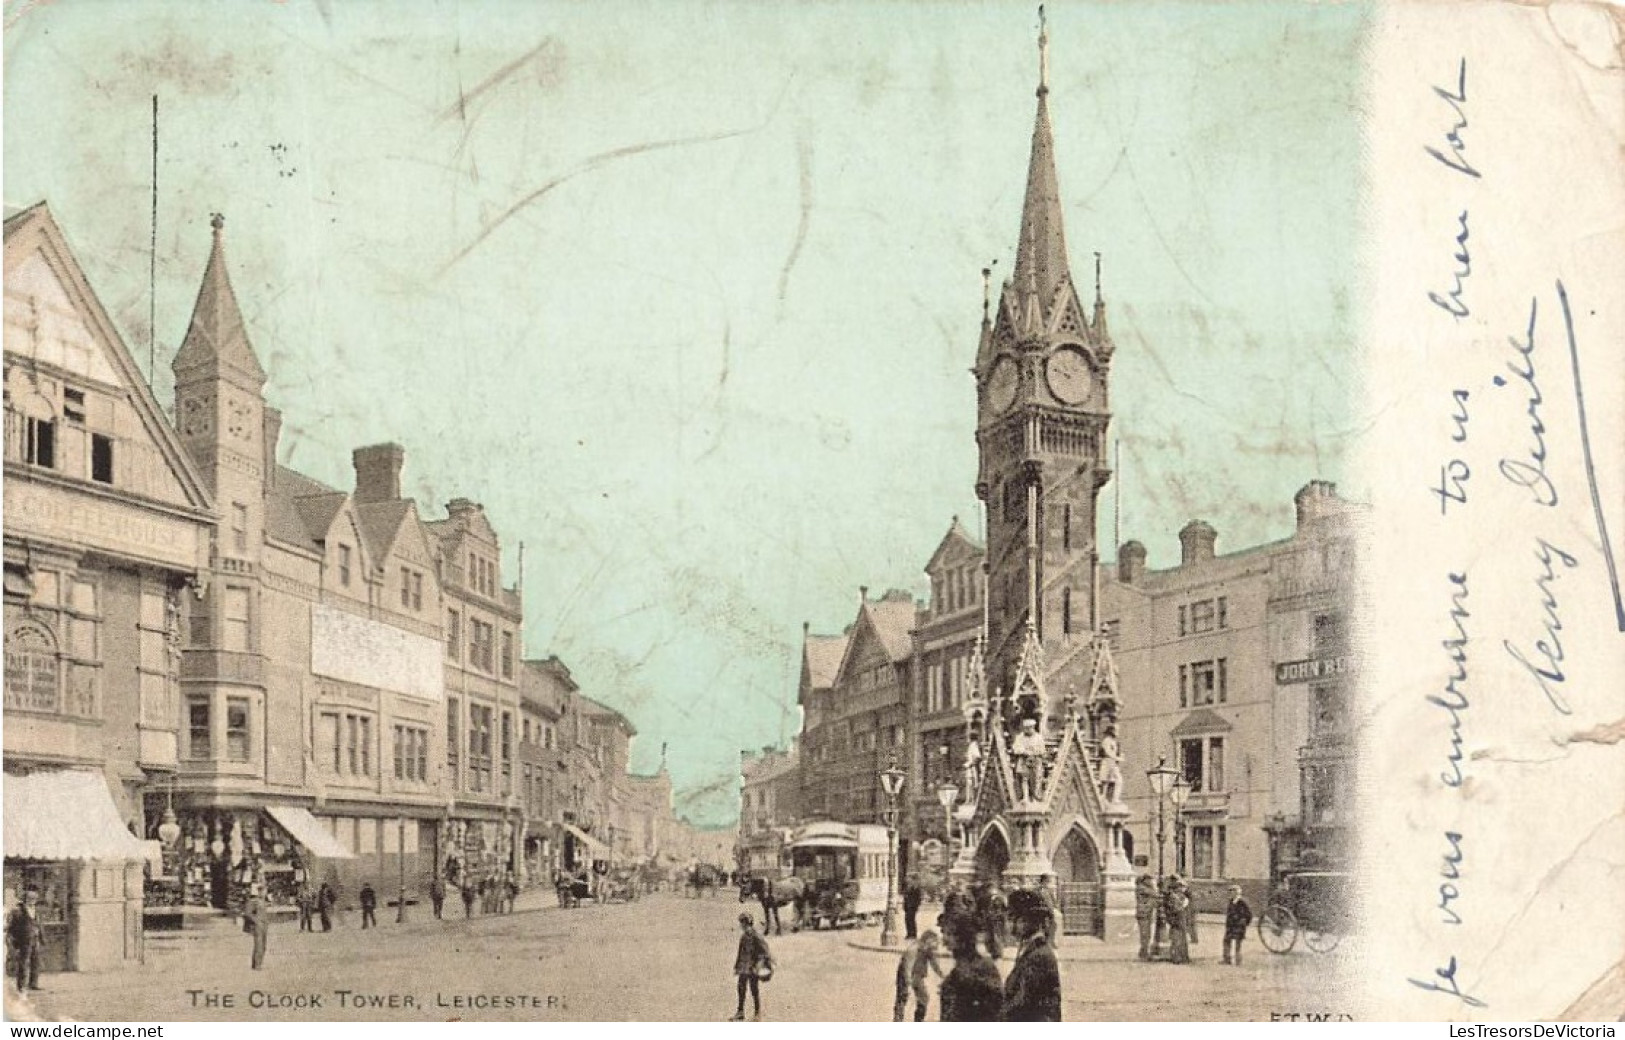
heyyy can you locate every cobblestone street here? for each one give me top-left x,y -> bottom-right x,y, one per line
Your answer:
12,889 -> 1357,1022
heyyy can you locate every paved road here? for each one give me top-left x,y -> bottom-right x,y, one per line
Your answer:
18,889 -> 1356,1022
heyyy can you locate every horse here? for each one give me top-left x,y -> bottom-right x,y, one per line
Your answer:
740,876 -> 806,935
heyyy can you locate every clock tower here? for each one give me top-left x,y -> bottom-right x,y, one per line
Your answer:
974,10 -> 1115,713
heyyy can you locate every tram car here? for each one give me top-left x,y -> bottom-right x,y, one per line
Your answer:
787,821 -> 890,930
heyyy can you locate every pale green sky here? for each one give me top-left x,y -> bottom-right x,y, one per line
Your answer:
4,0 -> 1366,824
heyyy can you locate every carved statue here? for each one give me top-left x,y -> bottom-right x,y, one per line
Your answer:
1010,717 -> 1046,802
1097,725 -> 1124,804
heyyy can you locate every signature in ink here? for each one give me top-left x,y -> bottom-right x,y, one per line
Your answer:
1495,298 -> 1555,507
1426,58 -> 1481,179
1503,537 -> 1578,716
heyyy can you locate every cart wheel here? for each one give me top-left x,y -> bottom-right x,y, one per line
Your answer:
1257,905 -> 1298,954
1304,929 -> 1340,954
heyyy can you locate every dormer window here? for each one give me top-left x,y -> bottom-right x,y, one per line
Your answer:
338,545 -> 352,586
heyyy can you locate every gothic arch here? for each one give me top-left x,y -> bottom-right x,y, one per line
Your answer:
974,819 -> 1012,882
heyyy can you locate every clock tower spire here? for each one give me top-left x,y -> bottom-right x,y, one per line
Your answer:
975,8 -> 1116,710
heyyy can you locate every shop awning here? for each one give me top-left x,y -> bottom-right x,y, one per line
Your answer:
266,806 -> 354,859
561,823 -> 610,856
3,770 -> 151,862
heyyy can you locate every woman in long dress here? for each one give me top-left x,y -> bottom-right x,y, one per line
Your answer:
1167,887 -> 1191,964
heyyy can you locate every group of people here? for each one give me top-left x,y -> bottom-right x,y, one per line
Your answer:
725,879 -> 1063,1022
448,871 -> 520,918
1134,874 -> 1254,965
896,887 -> 1061,1021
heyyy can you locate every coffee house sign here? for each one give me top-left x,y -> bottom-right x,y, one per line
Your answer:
1274,654 -> 1357,685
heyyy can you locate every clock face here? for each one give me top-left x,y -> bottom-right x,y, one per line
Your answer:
1045,346 -> 1094,405
986,357 -> 1019,414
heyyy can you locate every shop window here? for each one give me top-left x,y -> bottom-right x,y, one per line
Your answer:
1188,824 -> 1224,880
226,697 -> 251,762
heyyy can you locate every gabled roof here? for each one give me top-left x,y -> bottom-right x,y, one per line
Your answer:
355,499 -> 415,560
833,594 -> 919,685
803,632 -> 849,691
2,202 -> 213,516
263,465 -> 336,551
865,596 -> 919,663
924,516 -> 984,575
171,214 -> 267,390
293,491 -> 349,545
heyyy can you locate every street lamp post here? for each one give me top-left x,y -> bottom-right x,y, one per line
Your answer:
879,756 -> 907,948
935,779 -> 959,864
1146,757 -> 1180,958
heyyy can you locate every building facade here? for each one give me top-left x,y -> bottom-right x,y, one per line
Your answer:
909,520 -> 985,870
518,656 -> 570,884
3,203 -> 215,972
427,498 -> 524,887
1102,481 -> 1360,909
798,590 -> 916,827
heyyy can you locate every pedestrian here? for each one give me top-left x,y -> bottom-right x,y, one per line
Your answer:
6,890 -> 44,991
1222,884 -> 1253,966
359,882 -> 377,929
505,873 -> 519,914
902,876 -> 922,941
729,911 -> 773,1021
1180,877 -> 1199,947
939,920 -> 1002,1022
893,929 -> 944,1021
296,883 -> 314,932
1000,890 -> 1061,1021
985,884 -> 1008,960
461,880 -> 477,919
317,881 -> 336,932
430,875 -> 446,920
1166,883 -> 1191,964
1134,874 -> 1157,960
242,896 -> 269,971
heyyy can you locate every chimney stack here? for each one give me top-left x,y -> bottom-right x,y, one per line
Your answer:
353,443 -> 405,503
1118,540 -> 1147,584
1179,521 -> 1217,565
1295,480 -> 1340,529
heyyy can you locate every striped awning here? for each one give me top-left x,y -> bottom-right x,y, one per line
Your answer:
3,770 -> 151,862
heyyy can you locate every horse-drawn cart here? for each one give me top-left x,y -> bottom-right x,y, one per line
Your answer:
1257,870 -> 1352,954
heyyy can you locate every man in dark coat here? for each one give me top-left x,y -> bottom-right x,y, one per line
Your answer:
359,882 -> 377,929
7,890 -> 44,991
461,880 -> 477,919
429,876 -> 446,920
1000,890 -> 1062,1021
317,882 -> 337,932
730,912 -> 772,1021
940,919 -> 1002,1022
902,877 -> 923,940
1134,874 -> 1158,960
1222,884 -> 1253,965
296,883 -> 314,932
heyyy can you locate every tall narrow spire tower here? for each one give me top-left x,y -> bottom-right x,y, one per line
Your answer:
975,8 -> 1116,710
